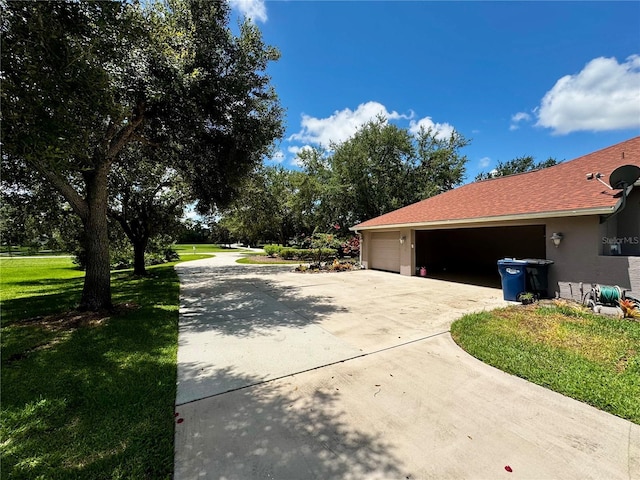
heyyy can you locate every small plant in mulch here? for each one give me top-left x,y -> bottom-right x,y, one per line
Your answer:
517,292 -> 536,305
328,258 -> 356,271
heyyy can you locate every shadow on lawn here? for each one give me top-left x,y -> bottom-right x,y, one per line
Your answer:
175,366 -> 406,480
1,303 -> 178,479
0,281 -> 84,325
1,265 -> 180,479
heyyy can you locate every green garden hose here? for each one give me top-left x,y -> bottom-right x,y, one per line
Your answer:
597,285 -> 622,306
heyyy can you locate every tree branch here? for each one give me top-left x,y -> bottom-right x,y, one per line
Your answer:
106,101 -> 146,159
32,160 -> 89,221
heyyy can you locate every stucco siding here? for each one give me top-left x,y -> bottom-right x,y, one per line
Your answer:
546,216 -> 637,300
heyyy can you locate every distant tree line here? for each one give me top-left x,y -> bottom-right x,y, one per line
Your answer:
218,116 -> 470,246
474,156 -> 559,181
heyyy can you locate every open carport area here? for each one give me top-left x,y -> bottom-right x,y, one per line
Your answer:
414,224 -> 547,287
174,254 -> 639,479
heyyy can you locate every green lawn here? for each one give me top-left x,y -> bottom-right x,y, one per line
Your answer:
173,243 -> 249,255
451,302 -> 640,424
0,255 -> 209,479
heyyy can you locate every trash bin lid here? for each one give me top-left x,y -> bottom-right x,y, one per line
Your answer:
522,258 -> 554,265
498,258 -> 527,265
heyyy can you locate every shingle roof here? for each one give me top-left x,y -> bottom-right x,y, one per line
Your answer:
352,136 -> 640,230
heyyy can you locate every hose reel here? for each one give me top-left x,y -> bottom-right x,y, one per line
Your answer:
592,284 -> 622,307
584,284 -> 640,314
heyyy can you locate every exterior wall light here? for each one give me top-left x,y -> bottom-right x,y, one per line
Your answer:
551,232 -> 563,247
400,235 -> 406,245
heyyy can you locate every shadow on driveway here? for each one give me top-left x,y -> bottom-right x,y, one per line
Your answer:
174,366 -> 405,480
176,263 -> 361,405
179,274 -> 348,337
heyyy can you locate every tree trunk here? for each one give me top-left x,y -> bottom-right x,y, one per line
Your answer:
79,166 -> 112,311
132,237 -> 148,276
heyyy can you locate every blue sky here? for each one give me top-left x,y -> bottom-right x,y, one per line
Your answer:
230,1 -> 640,182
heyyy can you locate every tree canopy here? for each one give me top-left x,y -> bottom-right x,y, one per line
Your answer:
1,0 -> 284,309
222,118 -> 470,242
300,117 -> 470,229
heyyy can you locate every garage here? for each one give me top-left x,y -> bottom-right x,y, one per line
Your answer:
369,231 -> 401,273
352,137 -> 640,298
415,225 -> 546,286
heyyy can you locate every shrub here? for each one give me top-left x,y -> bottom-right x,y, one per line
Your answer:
264,244 -> 282,257
279,247 -> 297,260
295,248 -> 314,260
340,235 -> 360,258
111,242 -> 134,270
308,231 -> 342,264
317,248 -> 337,260
292,248 -> 336,261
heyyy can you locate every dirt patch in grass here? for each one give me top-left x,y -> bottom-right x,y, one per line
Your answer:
6,303 -> 139,363
493,303 -> 631,367
15,302 -> 139,331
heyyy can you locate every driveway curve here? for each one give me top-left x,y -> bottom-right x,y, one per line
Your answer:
174,253 -> 639,480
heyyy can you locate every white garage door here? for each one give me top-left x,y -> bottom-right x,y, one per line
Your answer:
370,231 -> 400,273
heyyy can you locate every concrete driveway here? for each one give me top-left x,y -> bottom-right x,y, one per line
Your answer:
174,254 -> 639,479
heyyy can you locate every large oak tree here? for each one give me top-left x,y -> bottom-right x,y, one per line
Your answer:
2,0 -> 283,309
298,117 -> 470,229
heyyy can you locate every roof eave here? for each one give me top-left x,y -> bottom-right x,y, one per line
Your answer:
350,205 -> 618,232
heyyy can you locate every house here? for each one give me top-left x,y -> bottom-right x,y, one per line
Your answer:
351,136 -> 640,300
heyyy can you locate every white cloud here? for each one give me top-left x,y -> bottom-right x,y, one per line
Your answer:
535,55 -> 640,134
509,112 -> 532,131
287,145 -> 312,155
269,150 -> 285,164
183,204 -> 202,221
479,157 -> 491,168
289,101 -> 412,146
228,0 -> 267,23
512,112 -> 531,122
408,116 -> 455,140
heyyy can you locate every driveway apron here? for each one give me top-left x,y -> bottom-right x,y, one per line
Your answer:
174,254 -> 640,480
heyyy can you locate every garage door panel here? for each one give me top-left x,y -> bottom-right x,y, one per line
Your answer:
370,232 -> 400,273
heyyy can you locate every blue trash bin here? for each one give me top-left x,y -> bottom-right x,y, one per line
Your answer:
497,259 -> 527,301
